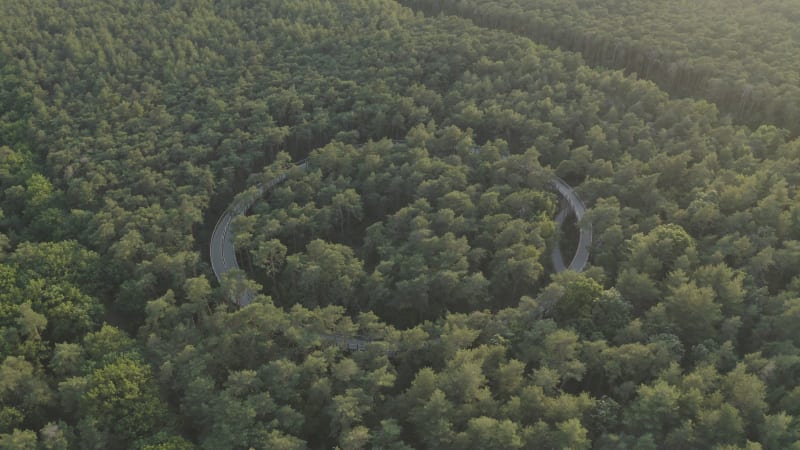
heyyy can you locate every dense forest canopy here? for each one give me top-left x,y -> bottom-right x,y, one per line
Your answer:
2,0 -> 800,448
401,0 -> 800,135
237,136 -> 557,328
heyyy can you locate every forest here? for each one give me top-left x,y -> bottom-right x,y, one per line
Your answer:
2,0 -> 800,448
401,0 -> 800,135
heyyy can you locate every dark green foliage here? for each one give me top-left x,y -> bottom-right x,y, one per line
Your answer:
1,0 -> 799,448
400,0 -> 800,136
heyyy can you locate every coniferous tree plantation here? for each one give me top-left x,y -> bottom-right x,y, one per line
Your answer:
2,0 -> 800,448
401,0 -> 800,135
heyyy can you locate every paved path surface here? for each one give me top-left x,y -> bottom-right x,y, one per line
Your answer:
550,176 -> 592,271
209,144 -> 592,349
210,209 -> 238,292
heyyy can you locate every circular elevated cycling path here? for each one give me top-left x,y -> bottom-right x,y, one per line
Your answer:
550,176 -> 592,272
210,143 -> 592,349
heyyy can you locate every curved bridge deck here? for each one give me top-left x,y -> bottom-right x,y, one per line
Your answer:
550,176 -> 592,272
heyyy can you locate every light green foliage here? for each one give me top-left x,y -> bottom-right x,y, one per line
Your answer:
627,224 -> 696,281
0,356 -> 52,432
82,357 -> 169,447
283,239 -> 365,309
456,416 -> 523,449
0,429 -> 38,450
623,381 -> 682,441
